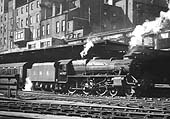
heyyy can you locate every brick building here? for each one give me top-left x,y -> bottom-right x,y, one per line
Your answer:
0,0 -> 9,52
0,0 -> 169,52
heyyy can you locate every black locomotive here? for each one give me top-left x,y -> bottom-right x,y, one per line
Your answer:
0,46 -> 170,97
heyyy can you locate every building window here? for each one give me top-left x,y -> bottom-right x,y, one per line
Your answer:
36,14 -> 39,23
42,25 -> 45,36
40,42 -> 44,48
15,32 -> 17,39
0,38 -> 2,45
40,41 -> 51,48
47,24 -> 50,35
3,25 -> 6,33
31,3 -> 34,10
30,16 -> 33,24
17,18 -> 20,22
0,16 -> 2,22
56,21 -> 60,33
61,20 -> 65,32
10,40 -> 13,49
10,31 -> 13,38
15,31 -> 24,39
28,44 -> 36,49
21,32 -> 24,38
16,22 -> 19,28
21,19 -> 23,27
26,5 -> 28,12
26,17 -> 28,26
28,45 -> 31,49
4,15 -> 6,21
18,32 -> 21,39
0,27 -> 2,33
10,18 -> 13,25
37,28 -> 40,37
4,37 -> 6,45
21,7 -> 23,14
37,1 -> 40,8
47,41 -> 50,46
17,18 -> 20,27
16,9 -> 18,16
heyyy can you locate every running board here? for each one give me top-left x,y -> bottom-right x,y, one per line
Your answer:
154,84 -> 170,88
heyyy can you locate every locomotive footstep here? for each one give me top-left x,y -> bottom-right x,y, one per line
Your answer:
125,87 -> 135,97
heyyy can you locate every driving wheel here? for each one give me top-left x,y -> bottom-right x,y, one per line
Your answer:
96,85 -> 108,96
109,87 -> 118,97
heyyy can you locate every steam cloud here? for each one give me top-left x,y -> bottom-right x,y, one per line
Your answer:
22,77 -> 32,91
129,3 -> 170,48
80,36 -> 94,58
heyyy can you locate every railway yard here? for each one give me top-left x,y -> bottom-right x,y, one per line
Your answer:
0,91 -> 170,119
1,0 -> 170,118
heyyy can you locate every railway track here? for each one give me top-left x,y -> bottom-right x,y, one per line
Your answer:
18,91 -> 170,110
0,98 -> 170,119
0,91 -> 170,119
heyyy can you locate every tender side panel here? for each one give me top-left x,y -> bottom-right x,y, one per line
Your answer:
28,62 -> 55,82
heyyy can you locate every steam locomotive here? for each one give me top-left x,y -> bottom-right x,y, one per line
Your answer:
0,46 -> 170,97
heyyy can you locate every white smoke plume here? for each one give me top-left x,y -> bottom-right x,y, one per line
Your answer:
129,3 -> 170,49
80,36 -> 94,58
22,77 -> 32,91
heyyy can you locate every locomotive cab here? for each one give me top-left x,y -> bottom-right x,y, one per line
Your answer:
58,59 -> 72,83
57,59 -> 73,92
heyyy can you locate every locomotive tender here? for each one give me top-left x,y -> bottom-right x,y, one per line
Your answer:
0,46 -> 170,97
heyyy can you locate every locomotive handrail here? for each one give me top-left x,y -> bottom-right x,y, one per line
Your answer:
67,74 -> 126,78
0,75 -> 19,78
0,74 -> 19,98
125,74 -> 138,85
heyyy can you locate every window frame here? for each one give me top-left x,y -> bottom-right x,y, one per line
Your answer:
30,16 -> 33,24
21,19 -> 23,27
21,7 -> 23,14
56,21 -> 60,33
61,20 -> 65,32
46,24 -> 50,35
42,25 -> 45,36
37,1 -> 40,8
31,3 -> 34,10
36,13 -> 39,23
26,5 -> 28,12
26,17 -> 28,26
